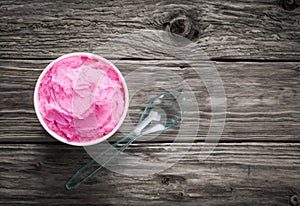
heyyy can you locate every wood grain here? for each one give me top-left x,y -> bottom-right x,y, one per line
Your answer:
1,59 -> 300,143
0,0 -> 300,60
0,143 -> 299,206
1,0 -> 300,205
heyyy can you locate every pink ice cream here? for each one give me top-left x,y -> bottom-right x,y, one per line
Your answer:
37,54 -> 126,143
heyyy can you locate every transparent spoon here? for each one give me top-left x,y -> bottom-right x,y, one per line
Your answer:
65,88 -> 185,190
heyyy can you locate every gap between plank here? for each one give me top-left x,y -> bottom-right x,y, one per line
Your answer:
0,139 -> 299,145
1,57 -> 300,62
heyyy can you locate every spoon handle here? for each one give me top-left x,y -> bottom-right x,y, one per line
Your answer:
65,131 -> 141,190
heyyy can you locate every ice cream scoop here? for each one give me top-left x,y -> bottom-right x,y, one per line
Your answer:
34,53 -> 129,146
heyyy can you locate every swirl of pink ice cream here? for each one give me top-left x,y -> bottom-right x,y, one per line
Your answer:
37,54 -> 126,143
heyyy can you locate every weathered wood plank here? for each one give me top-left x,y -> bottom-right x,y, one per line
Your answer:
0,0 -> 299,60
0,143 -> 299,205
0,59 -> 300,143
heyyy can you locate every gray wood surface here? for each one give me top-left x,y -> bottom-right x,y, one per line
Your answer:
0,0 -> 300,60
0,0 -> 299,205
0,143 -> 299,206
1,60 -> 300,143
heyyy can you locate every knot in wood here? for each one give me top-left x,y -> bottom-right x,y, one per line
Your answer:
164,15 -> 200,42
161,176 -> 170,185
290,195 -> 299,206
279,0 -> 299,10
34,161 -> 43,168
168,16 -> 192,38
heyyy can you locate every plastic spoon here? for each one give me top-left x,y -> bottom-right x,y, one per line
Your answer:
65,89 -> 185,190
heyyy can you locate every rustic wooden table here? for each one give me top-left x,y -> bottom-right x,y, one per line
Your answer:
1,0 -> 300,205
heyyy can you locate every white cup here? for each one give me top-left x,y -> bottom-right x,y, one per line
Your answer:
34,52 -> 129,146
